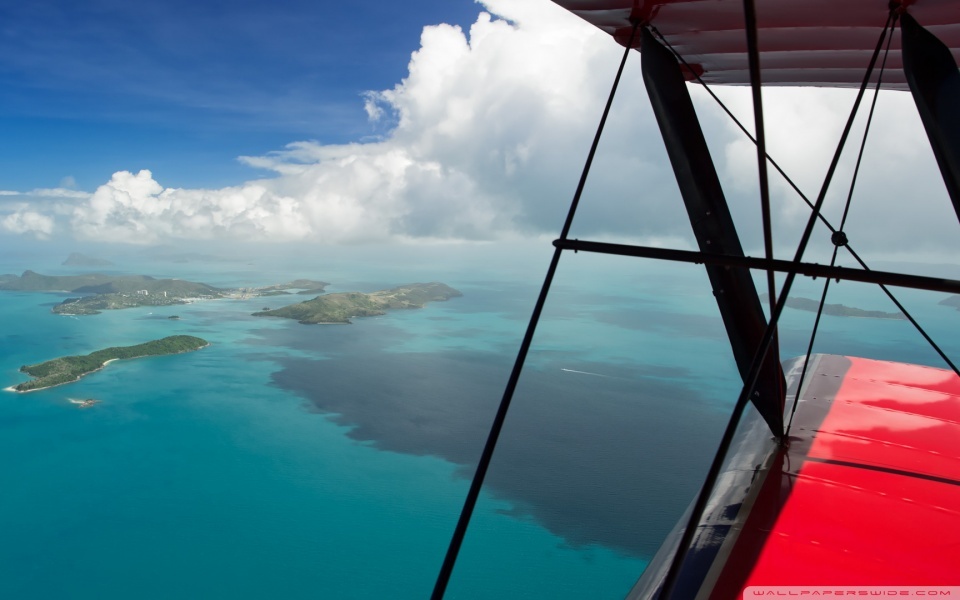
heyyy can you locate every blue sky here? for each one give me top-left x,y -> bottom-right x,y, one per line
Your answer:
0,0 -> 481,190
0,0 -> 956,261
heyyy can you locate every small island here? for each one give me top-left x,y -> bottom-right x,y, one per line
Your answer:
763,294 -> 905,320
252,282 -> 462,324
68,398 -> 101,408
256,279 -> 330,296
939,295 -> 960,311
10,335 -> 209,392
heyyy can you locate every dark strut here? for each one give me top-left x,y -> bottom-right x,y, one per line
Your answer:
658,8 -> 899,597
640,26 -> 785,438
429,22 -> 642,600
901,12 -> 960,219
553,239 -> 960,296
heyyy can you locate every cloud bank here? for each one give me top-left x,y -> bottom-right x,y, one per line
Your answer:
3,0 -> 956,259
1,208 -> 56,240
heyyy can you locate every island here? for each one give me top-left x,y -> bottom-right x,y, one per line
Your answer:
252,282 -> 462,324
62,252 -> 114,267
0,271 -> 329,316
0,270 -> 227,315
255,279 -> 330,295
939,295 -> 960,311
763,294 -> 905,320
10,335 -> 209,392
68,398 -> 101,408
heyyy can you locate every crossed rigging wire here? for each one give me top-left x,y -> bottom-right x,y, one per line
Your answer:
430,21 -> 643,600
433,7 -> 958,597
657,5 -> 956,595
651,18 -> 958,442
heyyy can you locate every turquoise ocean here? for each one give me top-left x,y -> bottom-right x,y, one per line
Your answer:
1,242 -> 957,599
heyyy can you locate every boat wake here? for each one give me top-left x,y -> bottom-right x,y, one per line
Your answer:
560,368 -> 610,378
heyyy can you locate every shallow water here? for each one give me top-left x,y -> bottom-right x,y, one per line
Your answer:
0,246 -> 955,598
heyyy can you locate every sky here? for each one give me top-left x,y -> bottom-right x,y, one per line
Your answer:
1,0 -> 958,264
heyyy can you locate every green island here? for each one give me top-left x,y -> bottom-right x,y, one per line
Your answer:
0,271 -> 328,315
255,279 -> 331,296
764,294 -> 905,320
252,282 -> 462,324
10,335 -> 209,392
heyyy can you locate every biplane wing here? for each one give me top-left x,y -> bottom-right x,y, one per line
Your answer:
628,355 -> 960,597
548,0 -> 960,597
551,0 -> 960,89
432,2 -> 960,597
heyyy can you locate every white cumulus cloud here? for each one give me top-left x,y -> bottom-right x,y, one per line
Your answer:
2,208 -> 55,239
70,170 -> 311,244
9,0 -> 958,261
65,1 -> 646,246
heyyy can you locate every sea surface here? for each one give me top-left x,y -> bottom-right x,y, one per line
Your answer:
1,243 -> 957,599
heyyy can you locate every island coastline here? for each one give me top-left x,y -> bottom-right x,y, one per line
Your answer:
0,270 -> 330,316
10,336 -> 210,393
252,282 -> 462,325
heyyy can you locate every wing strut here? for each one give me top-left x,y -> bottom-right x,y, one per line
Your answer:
640,26 -> 785,438
429,22 -> 642,600
901,12 -> 960,217
658,7 -> 899,597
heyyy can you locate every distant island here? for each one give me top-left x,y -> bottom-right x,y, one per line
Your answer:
939,295 -> 960,311
9,335 -> 209,392
252,282 -> 462,324
253,279 -> 331,296
764,294 -> 905,320
68,398 -> 101,408
62,252 -> 114,267
0,271 -> 329,315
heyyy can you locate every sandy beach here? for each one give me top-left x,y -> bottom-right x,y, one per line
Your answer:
7,342 -> 208,393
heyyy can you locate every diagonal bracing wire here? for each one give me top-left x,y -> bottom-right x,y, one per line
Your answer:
787,12 -> 909,437
742,0 -> 778,313
658,7 -> 897,597
649,25 -> 960,382
429,21 -> 641,600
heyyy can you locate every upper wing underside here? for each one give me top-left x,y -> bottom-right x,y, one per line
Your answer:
550,0 -> 960,89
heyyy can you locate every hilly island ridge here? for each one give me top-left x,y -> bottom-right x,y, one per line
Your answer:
10,335 -> 209,392
0,271 -> 330,315
761,293 -> 906,320
253,282 -> 463,324
0,272 -> 462,324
